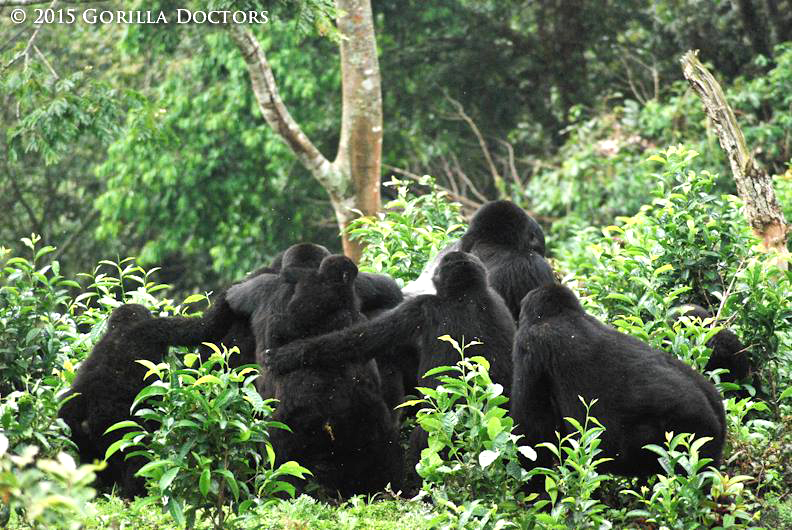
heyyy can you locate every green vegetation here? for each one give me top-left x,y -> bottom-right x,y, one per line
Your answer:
1,0 -> 791,527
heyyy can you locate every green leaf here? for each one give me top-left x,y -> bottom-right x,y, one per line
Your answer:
193,374 -> 222,386
182,294 -> 205,304
779,387 -> 792,401
159,467 -> 179,492
103,420 -> 142,435
136,459 -> 173,477
199,468 -> 211,497
132,385 -> 167,410
486,416 -> 502,440
166,496 -> 185,527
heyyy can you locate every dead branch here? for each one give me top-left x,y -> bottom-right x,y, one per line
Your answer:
681,50 -> 789,265
443,93 -> 505,192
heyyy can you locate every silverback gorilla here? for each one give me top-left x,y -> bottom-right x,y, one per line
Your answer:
512,285 -> 726,479
59,297 -> 234,497
403,200 -> 555,320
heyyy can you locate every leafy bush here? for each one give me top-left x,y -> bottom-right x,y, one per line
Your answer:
623,432 -> 757,528
408,336 -> 534,527
555,146 -> 792,395
0,235 -> 80,394
0,434 -> 98,529
531,399 -> 614,528
107,344 -> 309,529
347,176 -> 465,283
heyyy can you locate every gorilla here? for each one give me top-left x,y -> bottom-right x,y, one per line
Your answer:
263,251 -> 515,490
221,243 -> 404,368
260,255 -> 403,496
673,304 -> 752,385
512,285 -> 726,480
213,243 -> 331,368
403,200 -> 555,320
59,296 -> 234,498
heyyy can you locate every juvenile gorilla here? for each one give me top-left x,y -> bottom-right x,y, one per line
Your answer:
59,297 -> 234,498
512,285 -> 726,480
673,304 -> 752,385
261,255 -> 403,496
403,200 -> 555,320
215,243 -> 331,367
264,251 -> 516,489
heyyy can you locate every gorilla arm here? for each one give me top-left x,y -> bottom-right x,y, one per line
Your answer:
263,298 -> 428,374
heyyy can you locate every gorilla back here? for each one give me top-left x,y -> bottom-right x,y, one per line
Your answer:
512,285 -> 726,479
59,297 -> 234,498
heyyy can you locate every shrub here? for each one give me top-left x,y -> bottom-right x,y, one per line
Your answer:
0,235 -> 80,394
347,176 -> 465,283
0,434 -> 98,529
531,399 -> 614,529
623,432 -> 757,528
409,336 -> 534,527
107,344 -> 309,529
555,146 -> 792,395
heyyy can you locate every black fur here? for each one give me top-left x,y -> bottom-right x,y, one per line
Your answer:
263,251 -> 515,490
223,243 -> 406,369
460,201 -> 556,320
403,201 -> 556,320
260,255 -> 403,497
673,304 -> 752,384
58,297 -> 235,498
218,243 -> 332,367
512,285 -> 726,480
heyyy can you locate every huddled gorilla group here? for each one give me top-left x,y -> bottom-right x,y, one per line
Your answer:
60,200 -> 742,499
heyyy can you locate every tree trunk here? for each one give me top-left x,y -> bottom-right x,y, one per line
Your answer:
228,0 -> 383,262
333,0 -> 383,261
680,50 -> 789,266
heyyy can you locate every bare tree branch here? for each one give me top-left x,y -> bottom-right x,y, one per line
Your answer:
228,25 -> 332,179
2,0 -> 56,72
495,138 -> 521,186
443,93 -> 505,192
681,50 -> 789,264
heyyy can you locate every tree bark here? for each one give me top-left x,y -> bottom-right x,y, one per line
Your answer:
333,0 -> 383,261
680,50 -> 789,265
228,0 -> 382,262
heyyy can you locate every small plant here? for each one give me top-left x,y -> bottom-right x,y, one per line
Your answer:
347,176 -> 466,283
0,380 -> 75,458
0,235 -> 81,393
106,344 -> 310,529
623,432 -> 757,528
408,336 -> 534,526
0,434 -> 98,529
531,398 -> 614,529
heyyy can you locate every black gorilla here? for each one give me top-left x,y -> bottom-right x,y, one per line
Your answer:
222,243 -> 405,369
214,243 -> 331,368
260,255 -> 403,496
403,200 -> 555,320
59,297 -> 234,498
512,285 -> 726,480
673,304 -> 752,385
263,251 -> 515,489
